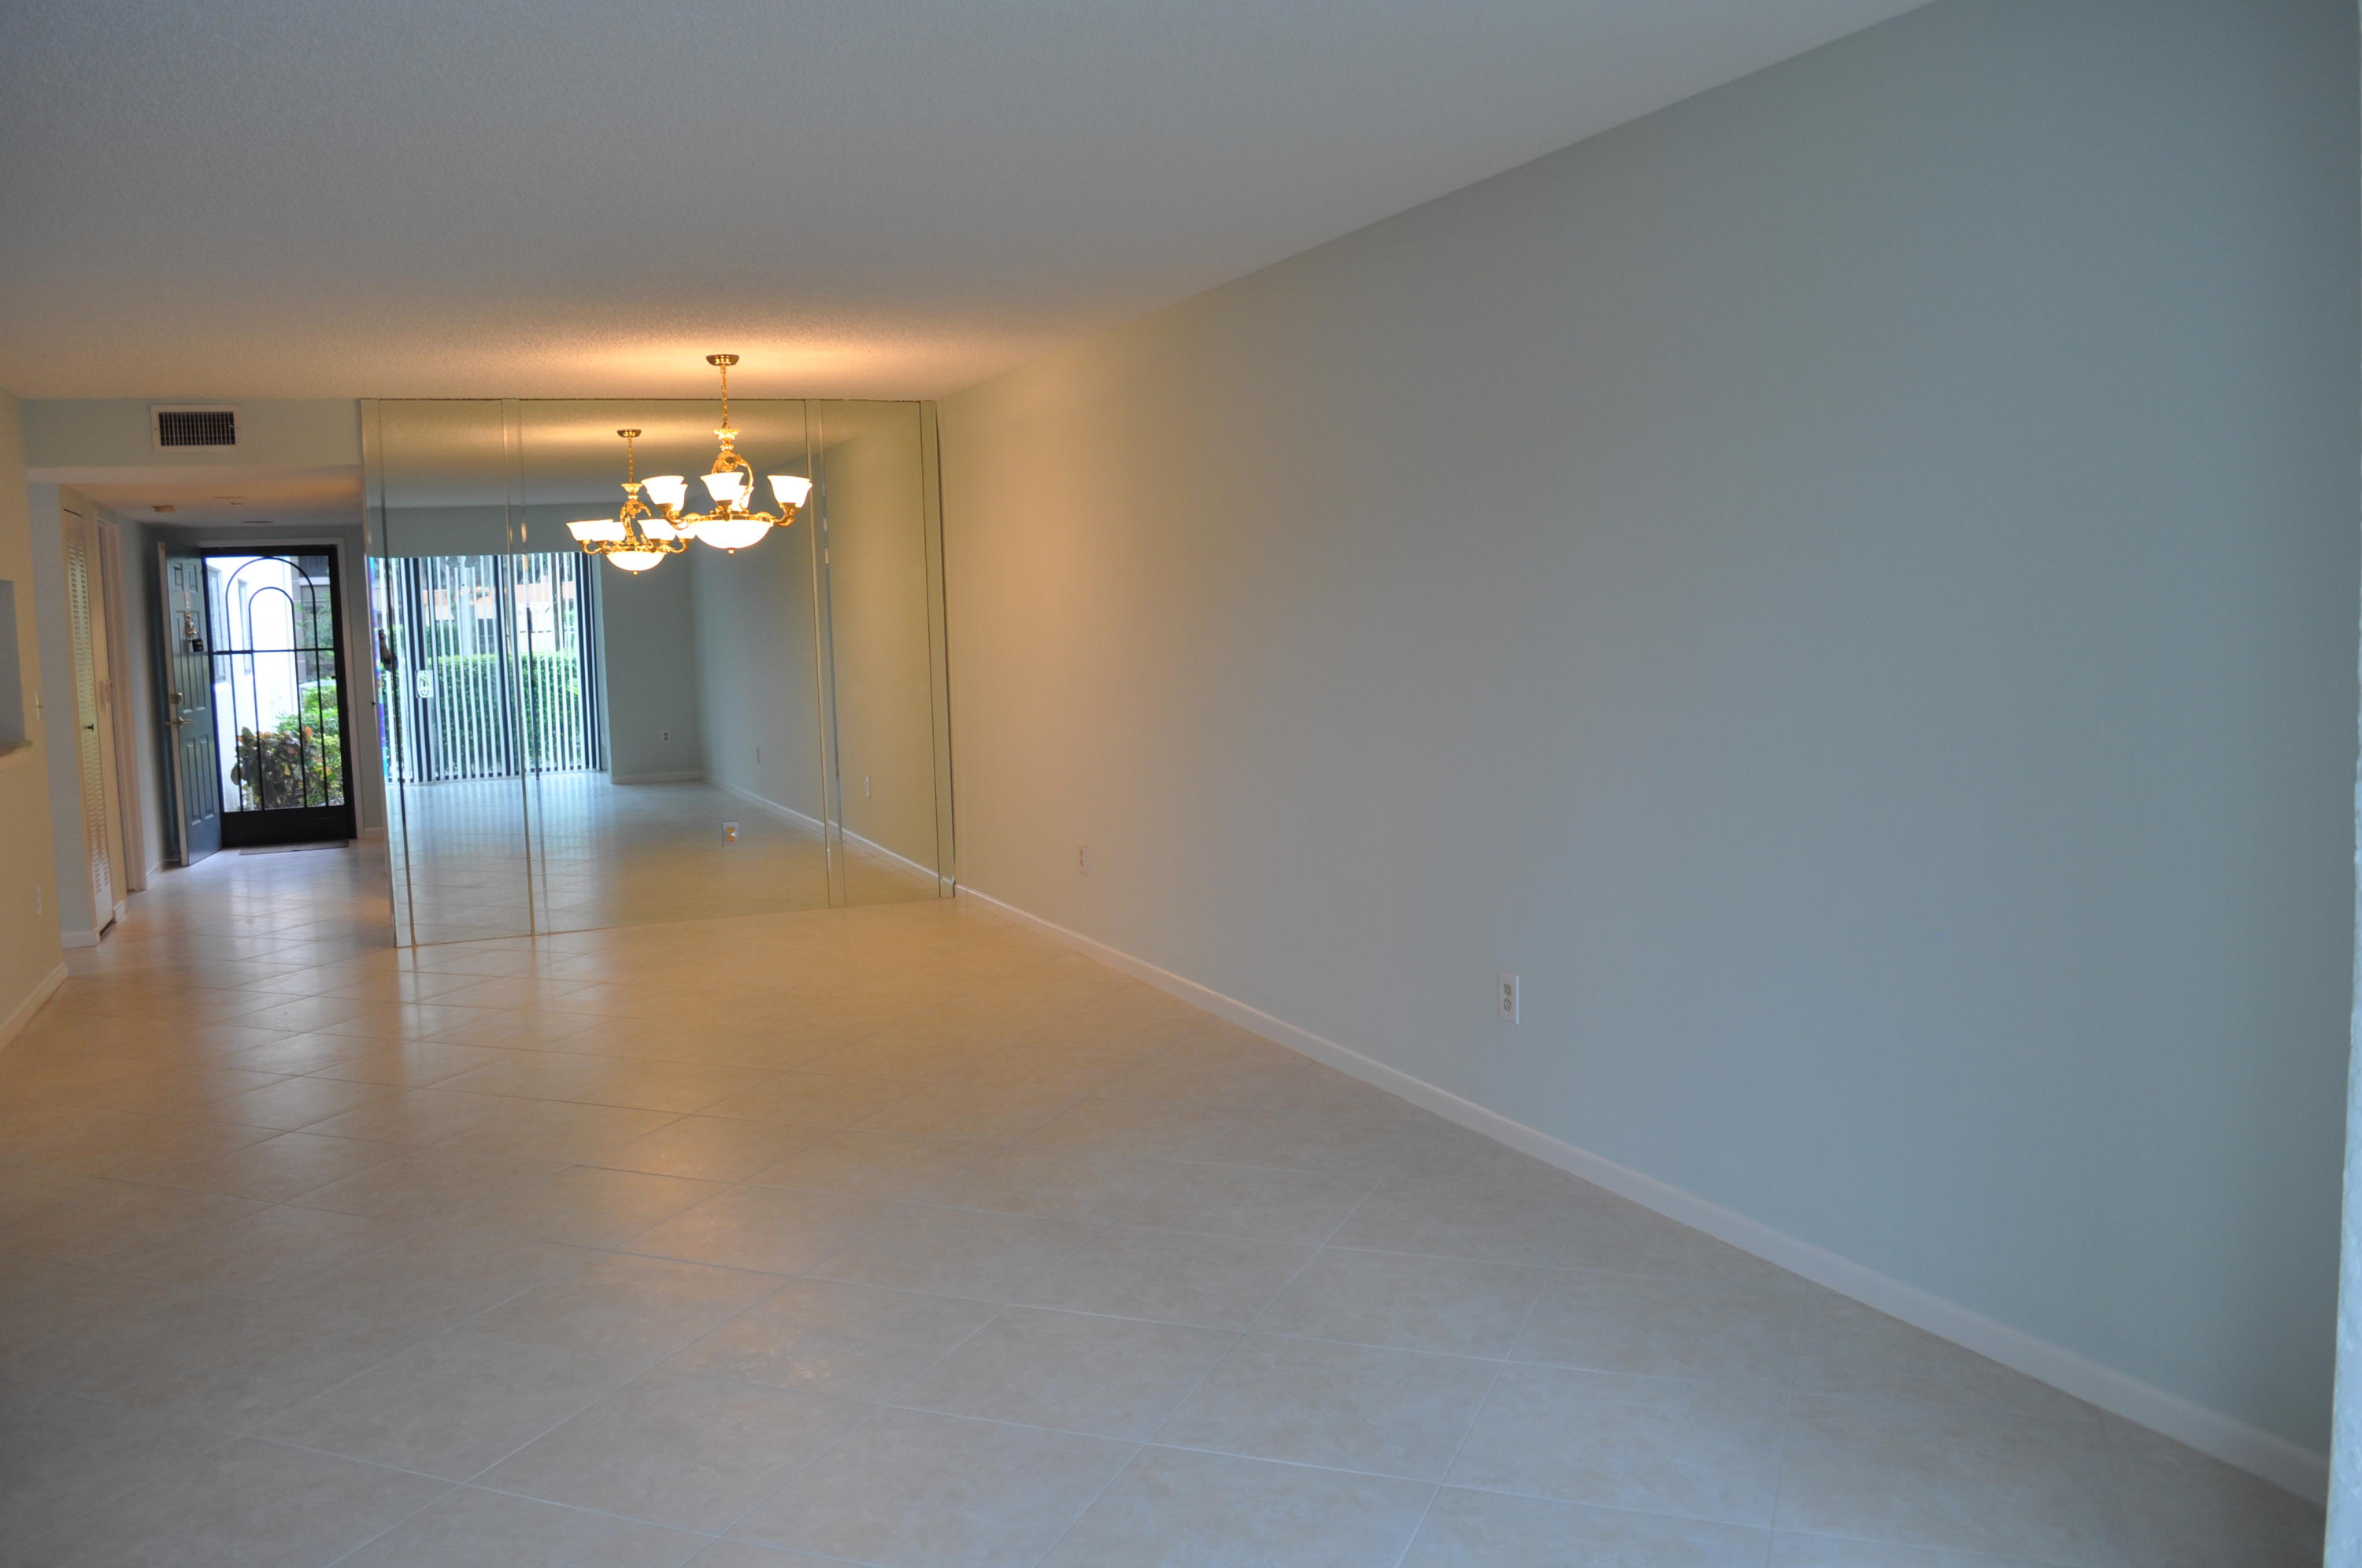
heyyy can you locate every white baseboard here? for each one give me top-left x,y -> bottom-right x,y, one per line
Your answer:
58,929 -> 99,949
613,771 -> 704,786
840,825 -> 948,888
709,777 -> 826,833
358,827 -> 387,841
709,779 -> 947,889
0,963 -> 67,1048
957,884 -> 2328,1503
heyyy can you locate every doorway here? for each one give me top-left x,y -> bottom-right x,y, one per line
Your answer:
167,548 -> 357,851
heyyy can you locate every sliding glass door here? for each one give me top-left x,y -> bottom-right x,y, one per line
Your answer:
373,551 -> 603,784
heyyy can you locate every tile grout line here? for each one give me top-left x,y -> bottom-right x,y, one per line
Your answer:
1013,1126 -> 1409,1564
1753,1296 -> 1812,1568
1379,1230 -> 1564,1568
1004,1073 -> 1353,1567
8,858 -> 2276,1566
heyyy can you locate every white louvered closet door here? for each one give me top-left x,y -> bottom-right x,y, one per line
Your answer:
64,518 -> 114,926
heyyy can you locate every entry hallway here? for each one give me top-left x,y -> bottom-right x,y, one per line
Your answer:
0,850 -> 2322,1566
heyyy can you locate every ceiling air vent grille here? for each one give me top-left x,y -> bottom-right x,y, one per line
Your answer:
154,408 -> 239,449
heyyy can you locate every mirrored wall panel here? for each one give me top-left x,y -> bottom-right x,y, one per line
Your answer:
363,397 -> 952,946
367,400 -> 534,945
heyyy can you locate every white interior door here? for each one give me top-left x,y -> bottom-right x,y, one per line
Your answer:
62,511 -> 118,930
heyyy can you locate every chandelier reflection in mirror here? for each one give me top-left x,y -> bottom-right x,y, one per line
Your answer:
566,428 -> 686,573
660,353 -> 811,552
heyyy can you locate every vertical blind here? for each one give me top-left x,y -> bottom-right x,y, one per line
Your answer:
372,552 -> 605,783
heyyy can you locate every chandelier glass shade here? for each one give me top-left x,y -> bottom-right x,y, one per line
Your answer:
566,428 -> 686,573
661,354 -> 807,553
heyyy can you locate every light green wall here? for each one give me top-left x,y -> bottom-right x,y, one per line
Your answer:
24,398 -> 360,468
0,392 -> 65,1030
113,519 -> 168,878
598,560 -> 702,782
938,0 -> 2356,1461
27,484 -> 96,937
375,502 -> 622,558
690,512 -> 826,822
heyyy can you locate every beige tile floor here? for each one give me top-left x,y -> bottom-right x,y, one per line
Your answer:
387,774 -> 939,945
0,847 -> 2325,1566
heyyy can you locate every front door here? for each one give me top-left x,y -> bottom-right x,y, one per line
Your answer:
159,545 -> 221,864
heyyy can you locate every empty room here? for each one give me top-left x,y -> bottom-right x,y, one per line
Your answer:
0,0 -> 2353,1563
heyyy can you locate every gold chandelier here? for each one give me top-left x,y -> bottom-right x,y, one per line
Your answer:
566,428 -> 687,573
642,353 -> 809,553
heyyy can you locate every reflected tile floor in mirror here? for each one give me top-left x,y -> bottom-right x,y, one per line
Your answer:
0,847 -> 2323,1566
387,774 -> 938,945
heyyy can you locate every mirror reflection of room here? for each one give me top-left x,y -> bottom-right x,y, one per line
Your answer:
365,394 -> 950,947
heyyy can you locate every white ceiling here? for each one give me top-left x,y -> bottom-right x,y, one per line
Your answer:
58,468 -> 365,531
1,0 -> 1926,402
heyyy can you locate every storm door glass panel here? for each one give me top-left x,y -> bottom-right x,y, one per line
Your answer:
516,397 -> 829,934
365,398 -> 534,945
205,552 -> 357,849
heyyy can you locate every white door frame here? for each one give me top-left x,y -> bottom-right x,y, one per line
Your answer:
96,520 -> 146,893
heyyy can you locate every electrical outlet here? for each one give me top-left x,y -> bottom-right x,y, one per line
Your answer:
724,821 -> 739,842
1496,971 -> 1520,1023
1077,844 -> 1090,875
661,729 -> 671,742
863,775 -> 872,798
